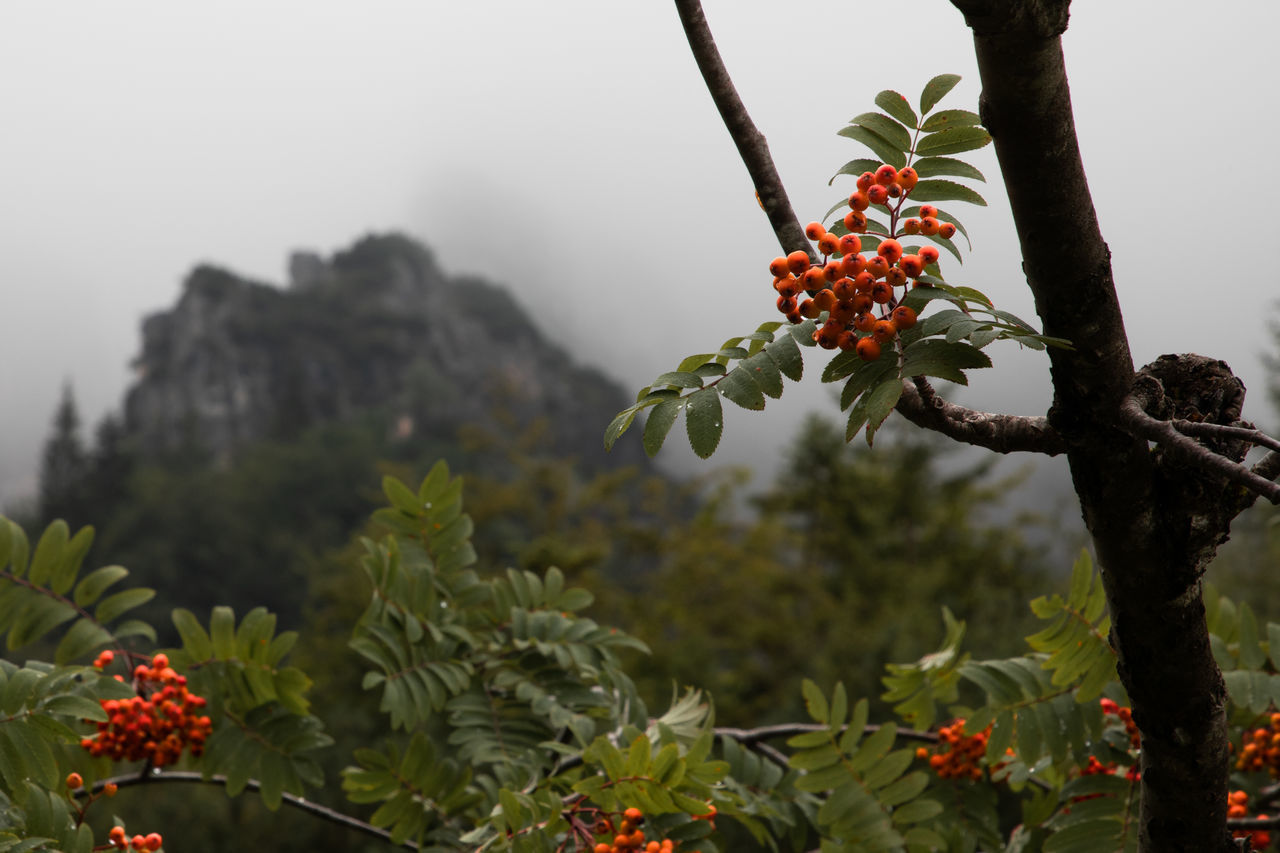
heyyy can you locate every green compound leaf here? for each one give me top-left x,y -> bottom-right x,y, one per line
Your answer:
875,89 -> 919,129
911,156 -> 986,182
718,365 -> 766,411
741,350 -> 783,398
915,126 -> 993,157
900,339 -> 993,384
846,375 -> 904,445
642,398 -> 682,457
684,388 -> 723,459
836,125 -> 906,170
905,179 -> 987,207
652,371 -> 704,389
849,112 -> 913,153
920,109 -> 982,132
920,73 -> 963,114
604,406 -> 638,451
829,157 -> 885,186
767,330 -> 804,381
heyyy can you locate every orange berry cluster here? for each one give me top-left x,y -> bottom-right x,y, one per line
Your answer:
107,826 -> 163,851
591,808 -> 677,853
916,719 -> 990,781
93,649 -> 116,670
768,164 -> 948,362
1236,713 -> 1280,776
81,654 -> 211,767
1099,698 -> 1140,751
1229,790 -> 1273,850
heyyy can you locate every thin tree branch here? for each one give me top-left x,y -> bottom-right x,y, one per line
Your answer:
1253,451 -> 1280,483
87,772 -> 417,851
672,0 -> 814,262
895,377 -> 1066,455
1172,420 -> 1280,454
714,722 -> 937,746
1117,397 -> 1280,505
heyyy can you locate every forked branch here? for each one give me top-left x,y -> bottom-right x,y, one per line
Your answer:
1116,397 -> 1280,504
896,377 -> 1066,455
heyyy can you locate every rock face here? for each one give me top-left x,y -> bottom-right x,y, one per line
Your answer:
124,233 -> 647,470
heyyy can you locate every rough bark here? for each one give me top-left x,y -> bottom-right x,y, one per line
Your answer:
952,2 -> 1236,849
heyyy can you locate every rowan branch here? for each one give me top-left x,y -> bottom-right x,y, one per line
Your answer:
87,772 -> 417,850
1172,419 -> 1280,454
1255,451 -> 1280,483
894,376 -> 1066,455
1117,396 -> 1280,504
671,0 -> 813,261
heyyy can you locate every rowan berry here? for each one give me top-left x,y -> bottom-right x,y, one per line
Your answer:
799,298 -> 819,319
855,171 -> 875,191
804,222 -> 826,240
837,234 -> 862,255
865,256 -> 890,279
884,268 -> 907,289
866,184 -> 890,206
768,256 -> 790,277
876,238 -> 903,264
938,221 -> 957,239
830,300 -> 857,325
853,271 -> 876,293
777,295 -> 798,315
896,167 -> 919,190
919,217 -> 940,236
822,260 -> 842,283
918,246 -> 940,265
898,255 -> 924,278
848,191 -> 870,212
870,282 -> 894,304
843,211 -> 867,232
874,164 -> 898,186
813,289 -> 837,313
918,204 -> 939,218
901,218 -> 921,235
871,319 -> 897,343
854,312 -> 878,333
837,330 -> 858,352
786,250 -> 811,275
817,232 -> 841,256
833,277 -> 858,302
855,336 -> 881,361
891,305 -> 918,330
802,266 -> 826,290
840,252 -> 866,278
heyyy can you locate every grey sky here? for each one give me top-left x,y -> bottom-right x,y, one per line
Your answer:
3,2 -> 1278,506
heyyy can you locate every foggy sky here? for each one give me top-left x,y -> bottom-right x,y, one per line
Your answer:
3,2 -> 1279,508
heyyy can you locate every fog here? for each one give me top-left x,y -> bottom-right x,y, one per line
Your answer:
3,2 -> 1278,513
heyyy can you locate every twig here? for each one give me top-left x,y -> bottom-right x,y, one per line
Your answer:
671,0 -> 814,262
87,771 -> 417,851
714,722 -> 937,745
1172,420 -> 1280,454
1117,397 -> 1280,504
894,377 -> 1066,456
1253,451 -> 1280,484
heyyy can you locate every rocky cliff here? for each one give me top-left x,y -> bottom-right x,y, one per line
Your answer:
123,233 -> 647,470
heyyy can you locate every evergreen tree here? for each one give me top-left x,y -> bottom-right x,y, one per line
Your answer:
37,382 -> 89,526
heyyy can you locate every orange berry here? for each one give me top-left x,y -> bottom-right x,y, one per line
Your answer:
853,271 -> 876,292
837,330 -> 858,351
817,233 -> 841,255
799,298 -> 819,319
850,292 -> 874,313
104,782 -> 118,797
65,772 -> 83,790
777,295 -> 798,315
802,266 -> 827,289
840,253 -> 867,278
876,238 -> 903,263
919,204 -> 939,218
843,211 -> 868,232
919,217 -> 940,236
856,336 -> 881,362
822,260 -> 843,283
896,167 -> 919,190
891,305 -> 918,330
768,256 -> 789,277
144,834 -> 163,852
919,246 -> 940,265
871,282 -> 894,304
151,654 -> 168,669
804,221 -> 825,240
867,184 -> 889,205
848,191 -> 870,212
901,218 -> 921,235
131,836 -> 146,851
813,289 -> 837,313
837,234 -> 862,255
624,807 -> 643,822
830,300 -> 857,325
872,319 -> 897,343
865,256 -> 890,279
874,164 -> 899,186
833,277 -> 858,302
884,267 -> 907,288
938,221 -> 957,239
786,250 -> 811,275
854,312 -> 878,333
856,171 -> 875,191
898,255 -> 924,278
915,747 -> 929,760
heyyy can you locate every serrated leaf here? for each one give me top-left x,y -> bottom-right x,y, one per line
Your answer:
911,156 -> 986,182
684,388 -> 723,459
829,158 -> 885,186
919,74 -> 962,114
604,407 -> 638,451
901,339 -> 992,384
742,350 -> 783,398
767,330 -> 804,381
916,126 -> 992,157
906,179 -> 987,206
920,109 -> 982,132
653,371 -> 704,389
719,366 -> 766,411
875,89 -> 918,129
72,565 -> 128,608
642,398 -> 682,457
836,125 -> 906,170
858,377 -> 904,446
849,112 -> 912,153
93,587 -> 154,625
